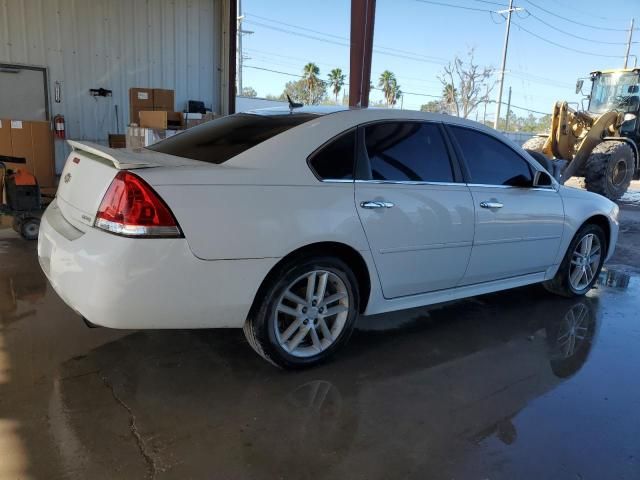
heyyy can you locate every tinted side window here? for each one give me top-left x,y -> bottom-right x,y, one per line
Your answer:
308,130 -> 355,180
450,126 -> 533,187
363,122 -> 454,182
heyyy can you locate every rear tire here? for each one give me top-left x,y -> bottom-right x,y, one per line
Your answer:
543,223 -> 606,297
585,141 -> 635,201
243,256 -> 359,369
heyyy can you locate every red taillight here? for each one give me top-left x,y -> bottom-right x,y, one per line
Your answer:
94,171 -> 182,237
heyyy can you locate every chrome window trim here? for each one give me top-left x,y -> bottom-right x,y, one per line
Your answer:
320,179 -> 464,187
319,179 -> 557,191
466,183 -> 558,191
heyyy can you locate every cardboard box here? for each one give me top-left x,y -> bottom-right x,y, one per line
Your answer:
153,89 -> 174,110
186,112 -> 216,129
0,119 -> 11,157
0,120 -> 55,187
108,134 -> 126,149
130,88 -> 154,125
31,121 -> 55,187
130,88 -> 154,107
139,111 -> 167,129
9,120 -> 34,175
126,126 -> 178,148
166,112 -> 184,130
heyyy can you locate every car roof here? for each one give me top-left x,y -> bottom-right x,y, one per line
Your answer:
246,105 -> 353,116
244,105 -> 487,129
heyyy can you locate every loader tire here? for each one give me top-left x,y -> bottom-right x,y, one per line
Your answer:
522,136 -> 548,154
584,141 -> 635,201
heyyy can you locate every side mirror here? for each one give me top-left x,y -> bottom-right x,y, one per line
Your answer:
533,170 -> 553,187
575,79 -> 584,95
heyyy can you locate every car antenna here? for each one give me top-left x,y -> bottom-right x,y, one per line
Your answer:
286,94 -> 303,113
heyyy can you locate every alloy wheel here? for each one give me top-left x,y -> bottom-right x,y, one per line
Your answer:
274,270 -> 350,358
555,303 -> 589,358
569,233 -> 601,291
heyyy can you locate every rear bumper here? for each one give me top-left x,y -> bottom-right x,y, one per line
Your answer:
38,200 -> 278,329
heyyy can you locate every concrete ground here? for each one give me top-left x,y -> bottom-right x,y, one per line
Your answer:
1,188 -> 639,479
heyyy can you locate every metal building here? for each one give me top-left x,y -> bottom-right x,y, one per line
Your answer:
0,0 -> 229,170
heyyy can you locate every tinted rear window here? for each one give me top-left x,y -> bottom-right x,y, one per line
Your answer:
148,113 -> 318,164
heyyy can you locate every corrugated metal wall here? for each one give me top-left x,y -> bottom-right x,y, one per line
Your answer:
0,0 -> 223,147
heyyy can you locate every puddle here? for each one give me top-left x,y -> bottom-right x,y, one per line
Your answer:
597,268 -> 631,289
620,189 -> 640,206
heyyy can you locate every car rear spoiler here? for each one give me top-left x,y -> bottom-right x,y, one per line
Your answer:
67,140 -> 155,170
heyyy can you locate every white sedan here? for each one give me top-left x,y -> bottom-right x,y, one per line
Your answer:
38,107 -> 619,368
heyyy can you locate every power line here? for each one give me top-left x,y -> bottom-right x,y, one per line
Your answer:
243,20 -> 349,47
245,12 -> 349,42
523,0 -> 632,32
414,0 -> 492,13
245,12 -> 448,64
512,20 -> 626,58
245,20 -> 446,65
244,65 -> 302,78
525,10 -> 635,45
508,70 -> 572,89
474,0 -> 509,6
543,0 -> 629,23
245,48 -> 348,71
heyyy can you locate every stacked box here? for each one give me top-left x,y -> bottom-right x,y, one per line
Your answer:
0,119 -> 55,187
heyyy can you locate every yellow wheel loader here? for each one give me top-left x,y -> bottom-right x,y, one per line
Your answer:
523,68 -> 640,200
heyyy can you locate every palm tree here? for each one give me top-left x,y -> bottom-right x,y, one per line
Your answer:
378,70 -> 397,107
389,79 -> 402,108
442,83 -> 458,115
327,68 -> 346,103
302,62 -> 320,104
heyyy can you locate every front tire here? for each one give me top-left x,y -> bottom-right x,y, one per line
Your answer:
544,224 -> 606,297
585,141 -> 635,200
244,256 -> 359,369
20,217 -> 40,240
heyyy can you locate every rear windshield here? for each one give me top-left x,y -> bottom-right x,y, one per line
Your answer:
147,112 -> 318,164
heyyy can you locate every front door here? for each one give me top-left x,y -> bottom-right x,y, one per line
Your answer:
355,121 -> 475,299
447,125 -> 565,285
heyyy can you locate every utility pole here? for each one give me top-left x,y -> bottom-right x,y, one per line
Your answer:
236,0 -> 253,95
624,18 -> 635,69
493,0 -> 522,130
504,86 -> 512,131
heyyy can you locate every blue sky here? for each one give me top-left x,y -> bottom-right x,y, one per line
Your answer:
240,0 -> 640,120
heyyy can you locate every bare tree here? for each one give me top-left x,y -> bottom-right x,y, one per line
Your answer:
438,49 -> 495,119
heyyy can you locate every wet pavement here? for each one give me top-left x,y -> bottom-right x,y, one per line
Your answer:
1,226 -> 639,480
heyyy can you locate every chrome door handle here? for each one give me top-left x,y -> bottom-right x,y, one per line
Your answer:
360,200 -> 395,209
480,201 -> 504,209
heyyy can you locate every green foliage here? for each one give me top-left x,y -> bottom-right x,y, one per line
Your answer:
327,68 -> 346,103
497,112 -> 552,133
282,62 -> 327,105
378,70 -> 402,108
241,86 -> 257,97
420,100 -> 444,113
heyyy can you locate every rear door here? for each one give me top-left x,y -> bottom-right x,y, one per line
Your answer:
354,121 -> 475,298
447,125 -> 564,285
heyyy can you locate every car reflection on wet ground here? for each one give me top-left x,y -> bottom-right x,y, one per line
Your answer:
0,228 -> 639,480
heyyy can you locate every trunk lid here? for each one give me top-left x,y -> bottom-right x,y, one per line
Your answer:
57,140 -> 200,230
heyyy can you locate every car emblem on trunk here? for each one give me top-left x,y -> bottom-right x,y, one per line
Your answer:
64,173 -> 72,183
